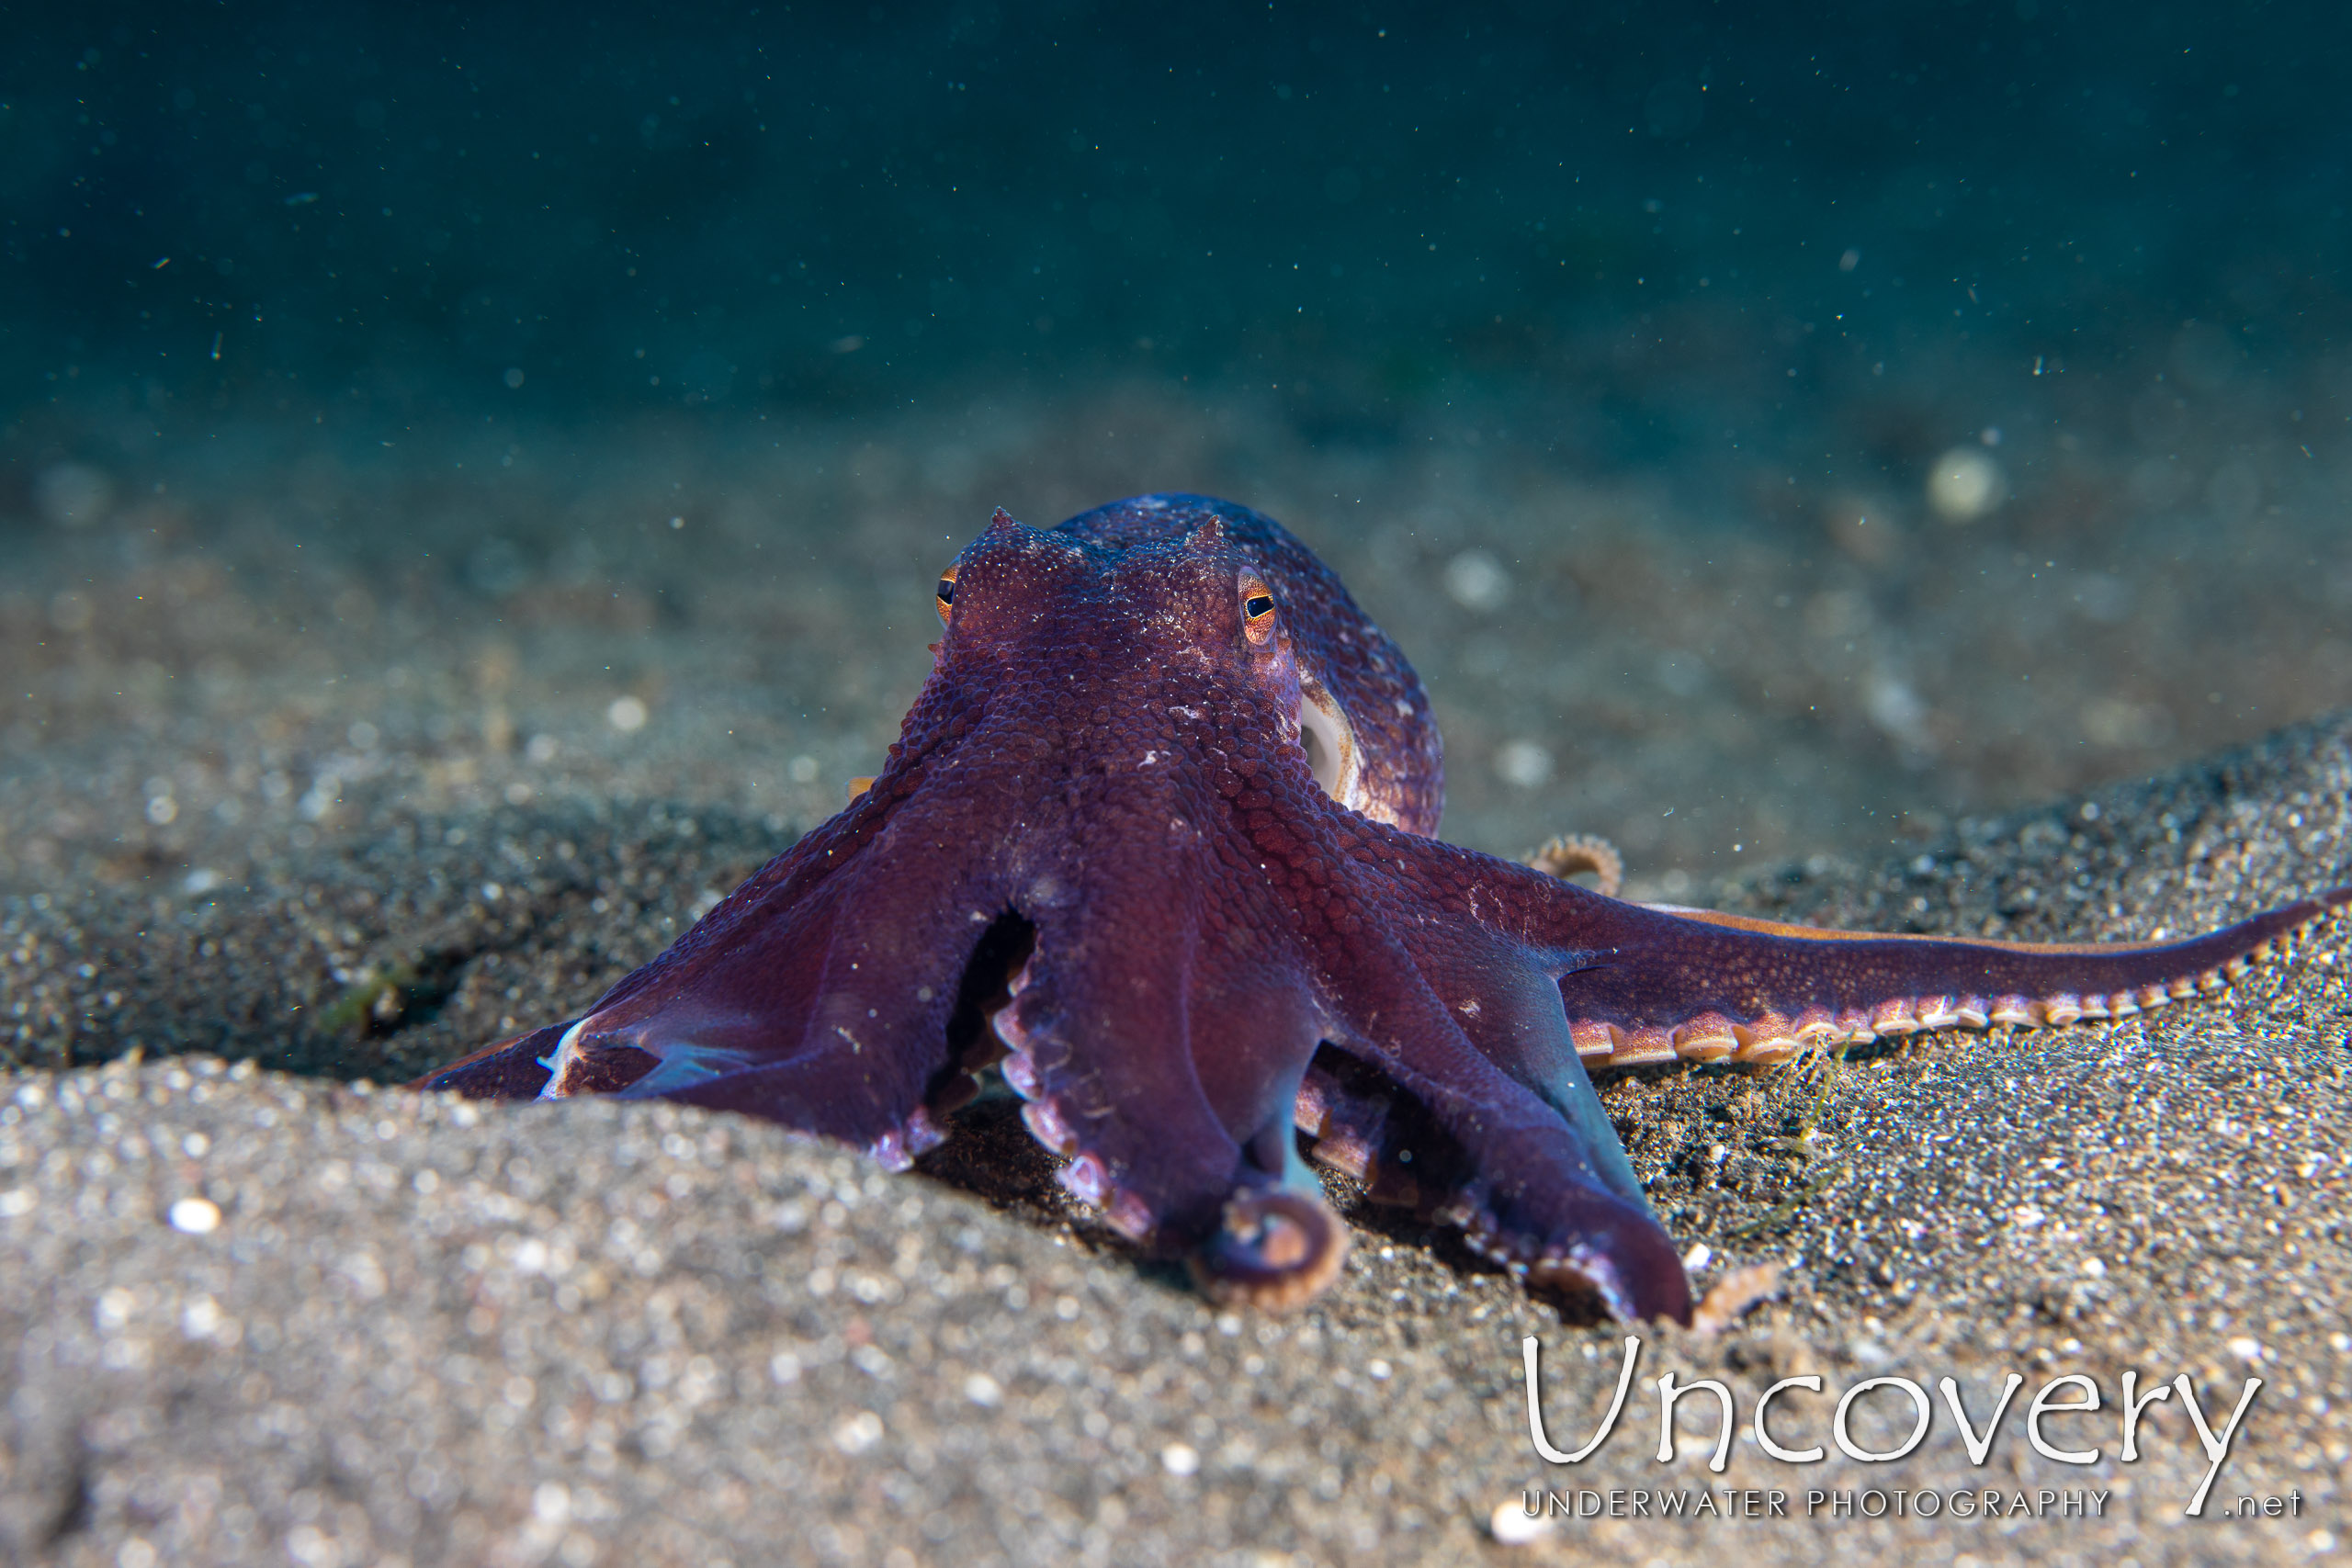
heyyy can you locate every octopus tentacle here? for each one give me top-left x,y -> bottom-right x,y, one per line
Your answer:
1297,910 -> 1692,1323
995,846 -> 1347,1304
1306,820 -> 2344,1320
408,790 -> 926,1103
1531,878 -> 2352,1069
1527,833 -> 1624,898
424,768 -> 1016,1165
415,1020 -> 566,1099
1194,1190 -> 1350,1310
611,824 -> 1025,1163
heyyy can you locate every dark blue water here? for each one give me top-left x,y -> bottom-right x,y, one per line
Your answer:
4,1 -> 2348,869
11,3 -> 2347,450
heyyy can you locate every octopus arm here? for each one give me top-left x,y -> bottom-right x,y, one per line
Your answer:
995,835 -> 1352,1308
418,773 -> 1005,1169
1539,882 -> 2352,1068
1301,909 -> 1696,1324
416,1019 -> 567,1099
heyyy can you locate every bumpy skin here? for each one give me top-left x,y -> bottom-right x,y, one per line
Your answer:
418,494 -> 2349,1323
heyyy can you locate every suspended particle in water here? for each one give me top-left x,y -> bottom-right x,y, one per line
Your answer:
1927,447 -> 2005,523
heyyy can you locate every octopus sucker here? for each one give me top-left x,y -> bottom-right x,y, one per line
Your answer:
1018,1097 -> 1079,1156
1567,1019 -> 1617,1059
1734,1036 -> 1803,1068
1912,997 -> 1966,1031
1099,1189 -> 1157,1243
1870,998 -> 1924,1035
999,1050 -> 1043,1100
866,1109 -> 949,1173
1671,1013 -> 1741,1060
1057,1150 -> 1113,1205
1191,1190 -> 1351,1311
417,493 -> 2349,1323
1988,995 -> 2038,1027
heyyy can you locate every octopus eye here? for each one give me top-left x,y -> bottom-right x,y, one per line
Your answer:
1241,588 -> 1277,645
934,563 -> 959,626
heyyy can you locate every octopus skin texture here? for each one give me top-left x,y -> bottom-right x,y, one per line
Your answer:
417,494 -> 2349,1323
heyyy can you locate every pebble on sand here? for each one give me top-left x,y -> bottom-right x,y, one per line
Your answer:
167,1197 -> 222,1235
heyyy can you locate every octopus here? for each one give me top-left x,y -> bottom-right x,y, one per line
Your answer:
417,494 -> 2347,1323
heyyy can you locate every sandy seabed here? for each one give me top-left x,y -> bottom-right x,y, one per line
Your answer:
2,392 -> 2348,1565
